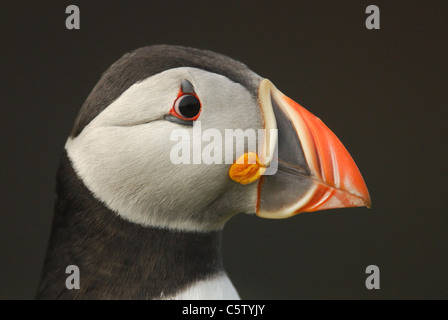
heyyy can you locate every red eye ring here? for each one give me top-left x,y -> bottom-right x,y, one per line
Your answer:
169,93 -> 202,121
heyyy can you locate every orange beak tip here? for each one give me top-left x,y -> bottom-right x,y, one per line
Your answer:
365,197 -> 372,209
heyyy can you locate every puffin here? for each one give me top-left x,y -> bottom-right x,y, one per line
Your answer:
36,45 -> 370,300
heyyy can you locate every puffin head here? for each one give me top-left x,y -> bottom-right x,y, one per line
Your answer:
65,45 -> 370,232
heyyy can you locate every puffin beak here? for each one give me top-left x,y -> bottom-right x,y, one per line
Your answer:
256,79 -> 371,218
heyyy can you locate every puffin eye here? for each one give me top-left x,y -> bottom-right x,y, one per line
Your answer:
173,94 -> 201,120
164,80 -> 201,126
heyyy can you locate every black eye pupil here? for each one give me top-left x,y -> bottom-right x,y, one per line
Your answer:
175,95 -> 201,119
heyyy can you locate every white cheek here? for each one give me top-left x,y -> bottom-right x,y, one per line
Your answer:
66,123 -> 172,209
66,120 -> 229,229
66,67 -> 261,231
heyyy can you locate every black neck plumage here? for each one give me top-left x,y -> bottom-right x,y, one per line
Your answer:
36,152 -> 223,299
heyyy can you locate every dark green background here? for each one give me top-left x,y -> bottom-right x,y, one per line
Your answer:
1,1 -> 447,299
